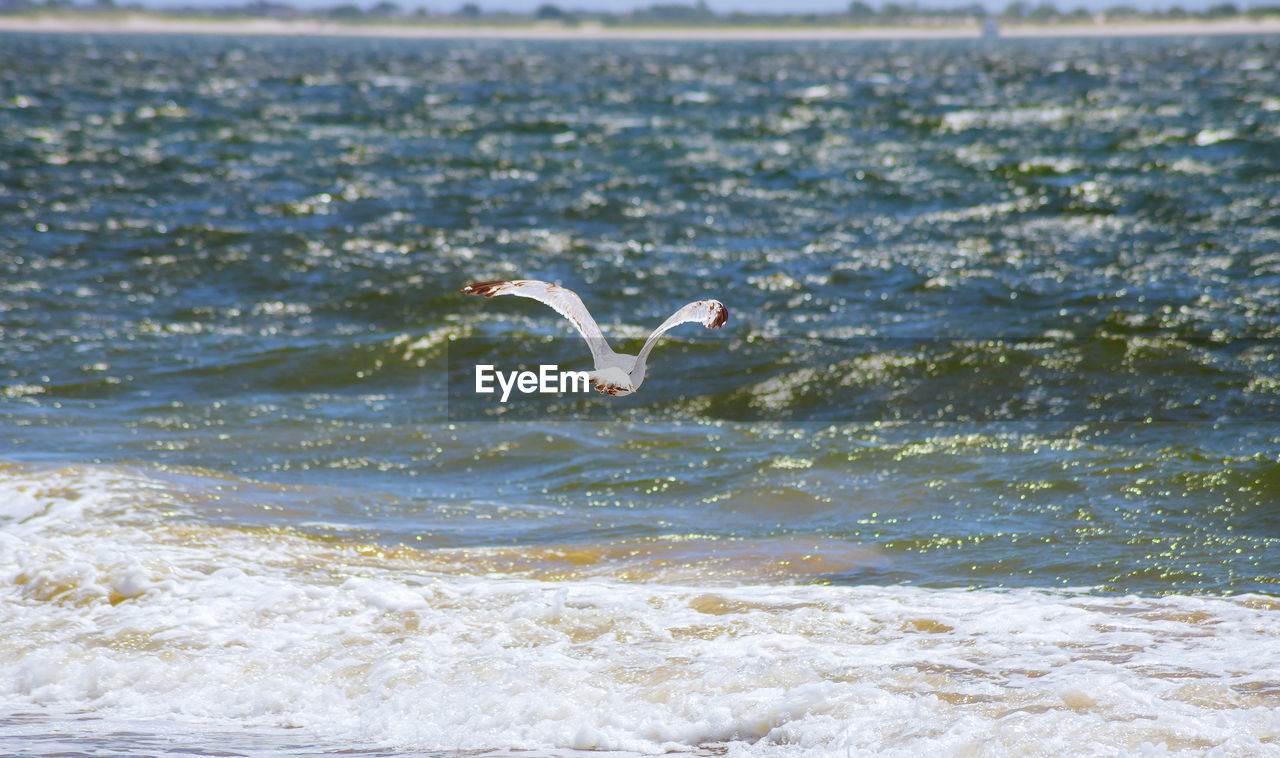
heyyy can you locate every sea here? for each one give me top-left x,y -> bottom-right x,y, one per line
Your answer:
2,30 -> 1279,756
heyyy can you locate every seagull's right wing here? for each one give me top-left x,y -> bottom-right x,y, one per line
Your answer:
462,279 -> 612,367
634,298 -> 729,372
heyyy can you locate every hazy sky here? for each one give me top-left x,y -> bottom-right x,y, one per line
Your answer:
401,0 -> 1224,8
146,0 -> 1245,11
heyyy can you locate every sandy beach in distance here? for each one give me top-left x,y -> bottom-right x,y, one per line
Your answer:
2,14 -> 1280,39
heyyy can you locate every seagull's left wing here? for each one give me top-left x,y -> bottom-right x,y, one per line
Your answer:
462,279 -> 612,368
634,299 -> 729,371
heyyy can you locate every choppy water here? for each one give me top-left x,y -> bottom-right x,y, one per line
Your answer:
2,31 -> 1279,756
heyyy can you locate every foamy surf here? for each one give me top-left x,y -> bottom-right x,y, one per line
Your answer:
1,463 -> 1277,756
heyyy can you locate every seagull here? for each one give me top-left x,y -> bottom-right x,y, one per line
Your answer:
462,279 -> 728,396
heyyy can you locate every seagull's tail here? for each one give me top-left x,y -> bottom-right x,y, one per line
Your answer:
588,367 -> 635,397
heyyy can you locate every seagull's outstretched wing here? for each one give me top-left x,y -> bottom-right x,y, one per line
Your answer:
634,299 -> 729,373
462,279 -> 612,367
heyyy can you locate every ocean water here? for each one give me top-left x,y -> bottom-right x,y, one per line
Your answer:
2,31 -> 1279,756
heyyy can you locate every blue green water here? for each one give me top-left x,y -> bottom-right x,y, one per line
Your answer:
1,31 -> 1279,756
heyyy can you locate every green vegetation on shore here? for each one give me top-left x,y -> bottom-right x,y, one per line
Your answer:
2,0 -> 1278,29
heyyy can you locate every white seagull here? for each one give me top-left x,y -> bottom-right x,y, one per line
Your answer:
463,279 -> 729,396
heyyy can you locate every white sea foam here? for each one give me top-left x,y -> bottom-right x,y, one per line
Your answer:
1,464 -> 1278,756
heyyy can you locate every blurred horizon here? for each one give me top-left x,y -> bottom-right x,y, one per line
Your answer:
119,0 -> 1278,15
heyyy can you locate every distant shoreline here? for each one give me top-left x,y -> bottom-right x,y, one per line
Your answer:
3,14 -> 1280,40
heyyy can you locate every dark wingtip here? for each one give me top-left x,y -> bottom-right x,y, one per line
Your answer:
462,280 -> 508,297
709,302 -> 729,329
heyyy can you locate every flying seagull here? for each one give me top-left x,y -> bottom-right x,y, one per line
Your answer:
462,279 -> 728,396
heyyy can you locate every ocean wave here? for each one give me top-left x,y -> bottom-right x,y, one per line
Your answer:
2,464 -> 1277,755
